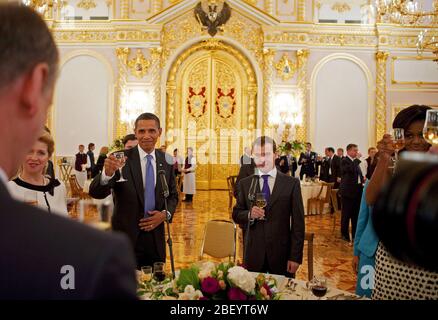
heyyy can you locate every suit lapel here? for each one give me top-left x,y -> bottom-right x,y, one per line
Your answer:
155,150 -> 164,202
266,172 -> 284,210
128,146 -> 145,209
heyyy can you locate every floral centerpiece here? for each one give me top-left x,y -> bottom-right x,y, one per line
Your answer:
278,140 -> 305,157
137,262 -> 280,300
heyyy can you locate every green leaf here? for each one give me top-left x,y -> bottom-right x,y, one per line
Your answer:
176,268 -> 201,290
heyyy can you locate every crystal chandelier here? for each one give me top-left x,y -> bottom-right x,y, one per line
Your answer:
375,0 -> 438,62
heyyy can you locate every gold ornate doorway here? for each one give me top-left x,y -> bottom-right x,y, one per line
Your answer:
166,39 -> 257,189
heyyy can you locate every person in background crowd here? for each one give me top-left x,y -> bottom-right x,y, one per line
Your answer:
240,147 -> 252,166
92,146 -> 109,178
337,148 -> 345,159
74,144 -> 88,188
8,132 -> 68,216
0,3 -> 137,299
340,144 -> 364,243
173,148 -> 183,177
86,143 -> 95,179
364,147 -> 378,180
182,147 -> 196,202
123,133 -> 138,150
298,142 -> 317,180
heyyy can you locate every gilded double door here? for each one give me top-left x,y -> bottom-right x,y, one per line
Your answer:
169,44 -> 256,189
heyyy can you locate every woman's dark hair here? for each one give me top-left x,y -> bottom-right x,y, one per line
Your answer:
392,105 -> 431,130
373,156 -> 438,272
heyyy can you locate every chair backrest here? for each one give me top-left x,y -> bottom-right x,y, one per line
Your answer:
200,219 -> 236,262
69,174 -> 84,198
227,175 -> 237,195
320,182 -> 334,201
330,189 -> 340,212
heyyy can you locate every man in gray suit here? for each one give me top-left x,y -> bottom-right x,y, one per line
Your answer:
0,4 -> 137,299
89,113 -> 178,269
233,136 -> 305,277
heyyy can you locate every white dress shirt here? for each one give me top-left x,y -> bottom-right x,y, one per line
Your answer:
256,167 -> 277,194
101,147 -> 157,187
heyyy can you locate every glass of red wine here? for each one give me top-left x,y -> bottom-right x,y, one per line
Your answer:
310,276 -> 328,300
153,262 -> 166,283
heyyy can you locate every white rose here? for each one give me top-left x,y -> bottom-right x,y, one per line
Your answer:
179,285 -> 204,300
227,266 -> 255,293
198,261 -> 216,280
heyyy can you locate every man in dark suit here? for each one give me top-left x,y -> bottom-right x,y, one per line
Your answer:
288,154 -> 298,177
233,136 -> 305,277
319,147 -> 341,187
86,143 -> 96,179
275,154 -> 289,174
240,147 -> 252,166
0,4 -> 137,299
340,144 -> 364,242
89,113 -> 178,269
298,142 -> 317,180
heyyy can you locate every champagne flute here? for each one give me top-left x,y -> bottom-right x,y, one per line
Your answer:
423,109 -> 438,146
391,128 -> 405,164
255,193 -> 267,221
113,151 -> 127,182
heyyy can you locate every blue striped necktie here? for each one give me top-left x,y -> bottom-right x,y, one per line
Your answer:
144,154 -> 155,217
261,174 -> 271,204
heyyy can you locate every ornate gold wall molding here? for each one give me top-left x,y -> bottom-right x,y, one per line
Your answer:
127,49 -> 151,78
275,53 -> 297,81
375,51 -> 389,142
296,49 -> 309,142
153,0 -> 163,15
121,0 -> 129,19
264,0 -> 274,15
115,47 -> 130,138
297,0 -> 306,21
161,10 -> 264,71
263,48 -> 275,131
77,0 -> 97,10
150,47 -> 163,117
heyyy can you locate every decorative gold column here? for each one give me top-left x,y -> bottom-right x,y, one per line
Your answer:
296,49 -> 309,142
165,82 -> 176,145
121,0 -> 129,19
375,51 -> 389,142
150,47 -> 162,117
263,48 -> 275,131
248,85 -> 257,132
264,0 -> 274,15
115,48 -> 130,138
297,0 -> 306,21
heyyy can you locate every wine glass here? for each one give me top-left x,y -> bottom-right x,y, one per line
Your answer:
423,109 -> 438,146
310,276 -> 328,300
141,266 -> 153,283
153,262 -> 166,284
255,193 -> 267,221
113,151 -> 127,182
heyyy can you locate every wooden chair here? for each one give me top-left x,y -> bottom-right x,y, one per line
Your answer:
307,182 -> 334,215
68,174 -> 89,200
305,232 -> 314,281
200,220 -> 236,262
330,189 -> 341,232
226,175 -> 237,210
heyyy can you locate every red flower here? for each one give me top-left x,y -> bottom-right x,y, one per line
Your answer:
227,287 -> 247,300
201,277 -> 220,295
262,283 -> 272,297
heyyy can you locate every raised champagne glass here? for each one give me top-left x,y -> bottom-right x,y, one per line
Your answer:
423,109 -> 438,146
255,193 -> 267,221
113,151 -> 127,182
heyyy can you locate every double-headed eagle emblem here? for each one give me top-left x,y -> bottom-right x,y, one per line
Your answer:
194,0 -> 231,37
